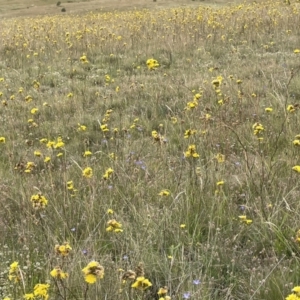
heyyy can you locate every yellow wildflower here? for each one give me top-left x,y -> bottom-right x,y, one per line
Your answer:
287,105 -> 296,113
55,242 -> 72,256
106,219 -> 123,233
158,190 -> 170,196
292,166 -> 300,173
30,108 -> 39,114
50,267 -> 68,279
184,144 -> 200,158
82,261 -> 104,284
83,167 -> 93,178
83,150 -> 92,157
103,168 -> 114,180
8,261 -> 20,283
33,283 -> 50,299
24,294 -> 35,300
158,287 -> 168,296
146,58 -> 159,70
216,153 -> 225,163
253,122 -> 264,135
30,194 -> 48,209
131,276 -> 152,290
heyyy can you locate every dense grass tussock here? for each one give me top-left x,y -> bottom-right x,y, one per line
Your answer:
1,1 -> 300,299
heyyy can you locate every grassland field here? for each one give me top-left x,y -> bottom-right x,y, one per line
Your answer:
1,0 -> 300,300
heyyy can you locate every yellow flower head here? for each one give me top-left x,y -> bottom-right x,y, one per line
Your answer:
55,242 -> 72,256
30,107 -> 39,114
287,104 -> 296,113
146,58 -> 159,70
292,166 -> 300,173
158,286 -> 168,296
0,137 -> 5,143
158,190 -> 170,197
30,194 -> 48,209
285,294 -> 299,300
252,122 -> 264,135
83,167 -> 93,178
82,261 -> 104,284
184,144 -> 200,158
292,286 -> 300,296
216,153 -> 225,163
80,55 -> 89,63
8,261 -> 21,283
184,129 -> 197,139
131,276 -> 152,290
239,215 -> 252,225
83,150 -> 92,157
33,283 -> 50,299
77,124 -> 87,131
24,293 -> 35,300
103,168 -> 114,180
50,267 -> 68,279
106,219 -> 123,233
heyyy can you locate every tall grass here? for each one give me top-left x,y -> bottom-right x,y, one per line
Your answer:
1,1 -> 300,299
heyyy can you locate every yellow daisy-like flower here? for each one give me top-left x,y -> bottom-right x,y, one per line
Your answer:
44,156 -> 51,163
238,215 -> 253,225
215,153 -> 225,163
24,293 -> 35,300
184,129 -> 197,139
158,287 -> 168,296
103,168 -> 114,180
55,242 -> 72,256
8,261 -> 21,283
158,190 -> 170,196
292,286 -> 300,296
83,167 -> 93,178
106,219 -> 123,233
30,194 -> 48,209
83,150 -> 92,157
50,266 -> 68,279
131,276 -> 152,290
285,294 -> 299,300
184,144 -> 200,158
77,124 -> 87,131
82,261 -> 104,284
146,58 -> 159,70
0,137 -> 5,143
30,107 -> 39,114
293,140 -> 300,146
292,166 -> 300,173
34,150 -> 41,157
33,283 -> 50,299
287,104 -> 296,113
265,107 -> 273,112
252,122 -> 264,135
80,55 -> 89,63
